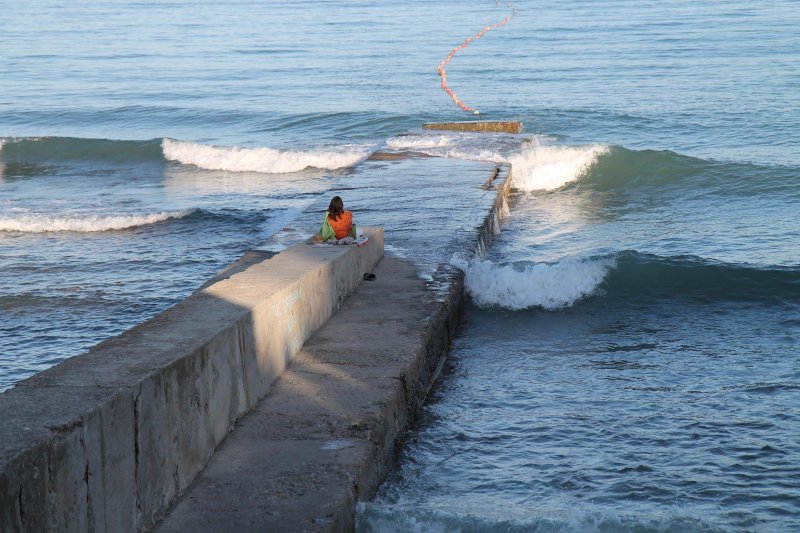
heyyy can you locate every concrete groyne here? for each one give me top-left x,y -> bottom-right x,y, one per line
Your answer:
1,161 -> 513,532
0,228 -> 383,532
153,166 -> 513,531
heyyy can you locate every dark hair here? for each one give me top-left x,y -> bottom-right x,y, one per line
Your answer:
328,195 -> 344,221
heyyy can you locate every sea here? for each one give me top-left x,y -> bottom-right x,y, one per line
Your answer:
1,1 -> 798,531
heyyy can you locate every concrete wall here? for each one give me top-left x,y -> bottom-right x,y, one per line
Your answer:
0,228 -> 383,533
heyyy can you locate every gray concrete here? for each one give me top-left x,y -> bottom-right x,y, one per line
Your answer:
153,170 -> 513,532
423,120 -> 523,134
153,256 -> 458,533
0,228 -> 383,533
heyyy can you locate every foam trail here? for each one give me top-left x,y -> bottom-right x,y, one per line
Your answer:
509,145 -> 609,191
162,138 -> 371,174
452,256 -> 615,310
0,209 -> 195,233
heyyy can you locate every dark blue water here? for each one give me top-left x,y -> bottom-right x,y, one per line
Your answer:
2,1 -> 799,530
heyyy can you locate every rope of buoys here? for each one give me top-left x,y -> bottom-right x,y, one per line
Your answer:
438,2 -> 517,115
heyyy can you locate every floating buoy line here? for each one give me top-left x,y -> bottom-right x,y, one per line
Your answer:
437,1 -> 517,115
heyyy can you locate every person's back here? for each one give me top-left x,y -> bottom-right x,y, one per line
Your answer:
328,209 -> 353,239
318,195 -> 357,242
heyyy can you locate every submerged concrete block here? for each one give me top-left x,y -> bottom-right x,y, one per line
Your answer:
422,120 -> 523,134
0,227 -> 384,533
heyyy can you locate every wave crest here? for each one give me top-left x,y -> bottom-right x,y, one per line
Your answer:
453,251 -> 800,310
452,256 -> 615,310
0,209 -> 195,233
162,138 -> 371,174
509,144 -> 609,191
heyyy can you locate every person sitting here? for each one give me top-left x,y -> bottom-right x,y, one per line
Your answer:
317,195 -> 357,243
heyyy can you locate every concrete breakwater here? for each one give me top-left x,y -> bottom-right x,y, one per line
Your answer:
154,165 -> 512,532
0,228 -> 383,532
1,162 -> 512,532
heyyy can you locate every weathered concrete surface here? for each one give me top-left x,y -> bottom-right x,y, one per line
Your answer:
423,120 -> 523,134
0,228 -> 383,533
153,256 -> 460,533
153,170 -> 513,532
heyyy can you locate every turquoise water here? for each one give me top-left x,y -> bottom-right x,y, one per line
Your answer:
2,1 -> 799,530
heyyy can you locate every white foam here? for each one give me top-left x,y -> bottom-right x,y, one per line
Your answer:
162,138 -> 371,174
386,135 -> 454,150
508,144 -> 609,191
441,147 -> 506,164
385,133 -> 514,163
0,209 -> 195,233
452,256 -> 615,310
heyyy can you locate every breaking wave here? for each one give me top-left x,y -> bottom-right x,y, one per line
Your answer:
384,137 -> 610,192
0,209 -> 196,233
162,138 -> 372,173
452,255 -> 615,310
453,251 -> 800,310
0,136 -> 373,174
508,144 -> 609,191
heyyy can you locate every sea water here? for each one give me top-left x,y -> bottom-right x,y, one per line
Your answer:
1,1 -> 798,531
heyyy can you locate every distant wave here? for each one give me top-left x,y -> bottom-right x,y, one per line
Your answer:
508,144 -> 609,191
0,136 -> 163,163
0,209 -> 195,233
453,251 -> 800,310
162,138 -> 372,173
0,136 -> 373,174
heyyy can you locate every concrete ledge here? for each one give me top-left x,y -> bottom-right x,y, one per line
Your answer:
422,120 -> 523,134
0,228 -> 383,533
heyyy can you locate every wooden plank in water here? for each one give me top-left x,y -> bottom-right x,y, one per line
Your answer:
423,120 -> 523,134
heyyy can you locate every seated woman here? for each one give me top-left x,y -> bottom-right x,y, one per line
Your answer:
318,195 -> 357,242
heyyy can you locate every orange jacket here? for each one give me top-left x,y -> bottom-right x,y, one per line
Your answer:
327,210 -> 353,239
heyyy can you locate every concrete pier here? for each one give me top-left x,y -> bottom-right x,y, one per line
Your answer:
154,169 -> 512,532
154,256 -> 454,532
0,229 -> 383,533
